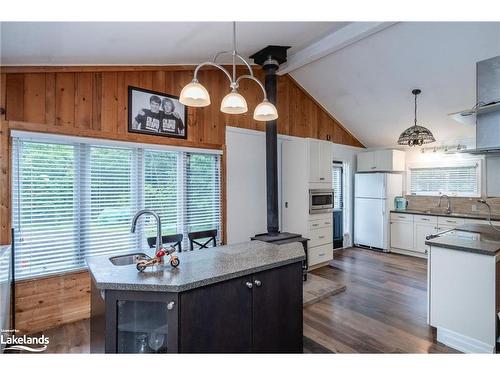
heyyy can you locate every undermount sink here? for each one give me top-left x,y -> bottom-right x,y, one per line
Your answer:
109,253 -> 149,266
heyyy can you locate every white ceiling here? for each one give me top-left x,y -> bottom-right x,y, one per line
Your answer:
0,22 -> 348,65
291,22 -> 500,148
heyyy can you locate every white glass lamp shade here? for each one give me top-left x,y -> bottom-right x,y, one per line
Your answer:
220,91 -> 248,114
179,81 -> 211,107
253,100 -> 278,121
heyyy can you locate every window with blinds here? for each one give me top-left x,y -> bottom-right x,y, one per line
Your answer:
332,163 -> 343,209
409,162 -> 480,197
12,134 -> 221,280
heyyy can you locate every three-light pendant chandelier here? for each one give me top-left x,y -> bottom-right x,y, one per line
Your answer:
179,22 -> 278,121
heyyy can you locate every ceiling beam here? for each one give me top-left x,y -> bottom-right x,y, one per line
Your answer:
277,22 -> 398,75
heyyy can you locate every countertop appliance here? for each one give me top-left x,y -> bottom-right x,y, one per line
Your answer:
354,173 -> 403,251
309,189 -> 334,214
394,196 -> 408,210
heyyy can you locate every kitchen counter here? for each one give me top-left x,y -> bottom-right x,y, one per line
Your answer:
87,240 -> 305,293
391,209 -> 500,221
426,223 -> 500,353
425,223 -> 500,256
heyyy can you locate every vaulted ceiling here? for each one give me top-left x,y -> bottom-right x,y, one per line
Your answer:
291,22 -> 500,148
2,21 -> 500,148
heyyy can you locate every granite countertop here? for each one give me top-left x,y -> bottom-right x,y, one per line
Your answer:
425,223 -> 500,256
86,240 -> 306,293
391,209 -> 500,222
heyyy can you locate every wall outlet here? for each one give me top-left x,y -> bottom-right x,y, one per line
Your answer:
472,204 -> 478,212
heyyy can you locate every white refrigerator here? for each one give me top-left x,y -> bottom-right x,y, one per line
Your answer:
354,173 -> 402,251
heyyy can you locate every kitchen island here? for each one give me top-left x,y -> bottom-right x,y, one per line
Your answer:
425,224 -> 500,353
87,240 -> 305,353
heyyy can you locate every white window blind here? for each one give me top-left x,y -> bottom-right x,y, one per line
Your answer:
332,164 -> 343,209
409,163 -> 480,197
12,135 -> 221,280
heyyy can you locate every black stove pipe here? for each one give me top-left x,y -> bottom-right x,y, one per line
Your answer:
263,60 -> 280,234
250,46 -> 289,236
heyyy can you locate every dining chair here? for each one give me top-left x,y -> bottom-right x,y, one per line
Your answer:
147,233 -> 183,253
188,229 -> 217,250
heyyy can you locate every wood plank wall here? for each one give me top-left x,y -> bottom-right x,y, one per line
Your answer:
14,271 -> 90,334
0,65 -> 363,334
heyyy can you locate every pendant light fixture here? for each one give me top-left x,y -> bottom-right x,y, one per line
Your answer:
179,22 -> 278,121
397,89 -> 436,147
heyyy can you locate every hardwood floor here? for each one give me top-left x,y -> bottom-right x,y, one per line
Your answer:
304,248 -> 459,353
28,248 -> 459,354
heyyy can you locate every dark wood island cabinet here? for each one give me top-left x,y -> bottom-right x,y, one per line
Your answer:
88,241 -> 305,353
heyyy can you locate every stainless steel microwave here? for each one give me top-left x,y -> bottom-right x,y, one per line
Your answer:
309,189 -> 334,214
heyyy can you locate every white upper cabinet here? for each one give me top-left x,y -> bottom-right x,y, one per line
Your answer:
357,149 -> 405,172
319,141 -> 332,183
308,139 -> 321,183
308,139 -> 332,183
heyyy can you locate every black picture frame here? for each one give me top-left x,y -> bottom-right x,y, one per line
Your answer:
128,86 -> 188,140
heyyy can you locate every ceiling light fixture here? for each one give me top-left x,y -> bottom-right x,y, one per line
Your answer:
179,22 -> 278,121
397,89 -> 436,147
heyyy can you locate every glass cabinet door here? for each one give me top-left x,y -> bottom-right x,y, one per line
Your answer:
116,300 -> 170,353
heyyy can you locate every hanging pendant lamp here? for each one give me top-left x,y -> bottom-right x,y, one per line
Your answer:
179,22 -> 278,121
397,89 -> 436,147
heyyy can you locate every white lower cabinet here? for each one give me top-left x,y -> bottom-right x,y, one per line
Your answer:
308,243 -> 333,268
390,213 -> 498,258
413,215 -> 438,254
390,221 -> 414,250
414,222 -> 437,254
307,217 -> 334,268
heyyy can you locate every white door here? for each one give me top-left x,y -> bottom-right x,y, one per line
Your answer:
354,198 -> 385,249
308,139 -> 321,183
355,173 -> 386,198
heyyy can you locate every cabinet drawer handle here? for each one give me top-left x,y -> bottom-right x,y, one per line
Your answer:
446,220 -> 455,223
421,218 -> 430,221
318,235 -> 325,239
312,224 -> 319,227
245,281 -> 253,289
398,216 -> 406,219
167,301 -> 175,310
320,177 -> 325,181
254,280 -> 262,287
318,253 -> 326,257
324,221 -> 331,225
371,166 -> 376,169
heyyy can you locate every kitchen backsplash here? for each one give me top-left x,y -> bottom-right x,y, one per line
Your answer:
404,195 -> 500,216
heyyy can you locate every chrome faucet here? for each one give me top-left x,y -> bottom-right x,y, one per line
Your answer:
477,199 -> 492,222
476,199 -> 500,232
438,194 -> 452,214
130,210 -> 162,252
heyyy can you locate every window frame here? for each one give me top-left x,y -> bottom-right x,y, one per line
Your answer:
406,159 -> 482,198
11,131 -> 222,280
